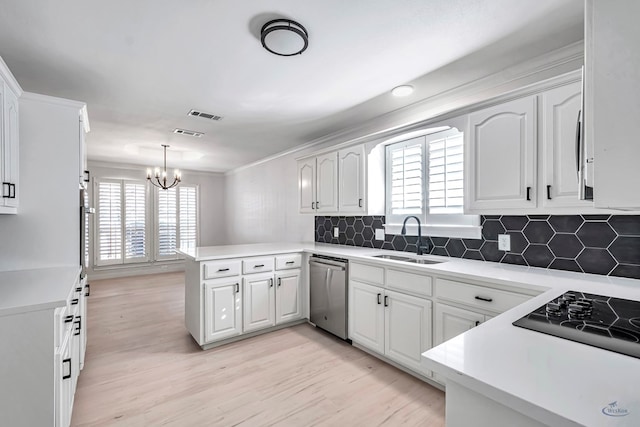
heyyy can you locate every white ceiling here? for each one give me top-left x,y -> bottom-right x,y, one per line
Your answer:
0,0 -> 583,172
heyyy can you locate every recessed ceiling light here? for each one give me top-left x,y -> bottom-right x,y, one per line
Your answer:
391,85 -> 414,97
261,19 -> 309,56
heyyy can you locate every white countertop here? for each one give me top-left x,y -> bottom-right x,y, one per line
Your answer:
183,242 -> 640,426
0,266 -> 80,317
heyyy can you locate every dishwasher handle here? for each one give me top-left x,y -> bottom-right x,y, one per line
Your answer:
309,259 -> 346,271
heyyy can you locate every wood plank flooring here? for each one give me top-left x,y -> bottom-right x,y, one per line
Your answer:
72,272 -> 445,426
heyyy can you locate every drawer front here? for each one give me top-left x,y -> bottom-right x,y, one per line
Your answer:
203,259 -> 241,279
55,306 -> 69,348
350,262 -> 384,285
386,269 -> 432,297
437,278 -> 530,313
242,257 -> 275,274
275,253 -> 302,270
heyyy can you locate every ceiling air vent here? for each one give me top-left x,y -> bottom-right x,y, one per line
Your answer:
188,109 -> 223,121
173,128 -> 204,137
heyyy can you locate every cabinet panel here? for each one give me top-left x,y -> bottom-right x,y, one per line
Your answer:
468,96 -> 537,210
338,145 -> 365,213
275,253 -> 302,270
386,269 -> 432,297
437,278 -> 530,313
541,82 -> 591,208
203,259 -> 241,279
243,274 -> 275,333
204,281 -> 242,342
242,256 -> 275,274
275,271 -> 301,324
316,152 -> 338,213
350,262 -> 384,285
3,85 -> 18,208
434,303 -> 485,347
384,290 -> 432,376
349,280 -> 384,354
298,159 -> 316,213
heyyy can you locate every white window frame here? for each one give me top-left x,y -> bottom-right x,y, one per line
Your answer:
94,178 -> 151,267
154,184 -> 200,261
385,129 -> 481,239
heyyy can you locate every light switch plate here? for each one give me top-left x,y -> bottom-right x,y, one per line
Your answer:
498,234 -> 511,251
375,228 -> 385,241
334,227 -> 339,238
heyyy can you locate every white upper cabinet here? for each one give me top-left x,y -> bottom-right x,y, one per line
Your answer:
0,57 -> 22,214
467,96 -> 537,211
338,145 -> 366,213
316,152 -> 338,213
297,158 -> 316,214
541,82 -> 592,208
586,0 -> 640,209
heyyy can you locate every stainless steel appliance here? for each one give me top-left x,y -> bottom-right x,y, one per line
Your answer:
309,255 -> 348,340
513,291 -> 640,358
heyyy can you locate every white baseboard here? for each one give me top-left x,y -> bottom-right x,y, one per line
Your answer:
88,262 -> 185,280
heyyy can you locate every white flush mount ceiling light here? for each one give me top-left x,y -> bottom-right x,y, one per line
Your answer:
391,85 -> 414,97
261,19 -> 309,56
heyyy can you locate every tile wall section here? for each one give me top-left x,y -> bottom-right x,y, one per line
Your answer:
314,215 -> 640,280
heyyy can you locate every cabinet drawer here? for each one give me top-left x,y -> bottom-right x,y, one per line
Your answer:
275,254 -> 302,270
387,269 -> 432,297
350,262 -> 384,285
242,257 -> 275,274
55,306 -> 72,348
437,278 -> 530,313
203,259 -> 241,279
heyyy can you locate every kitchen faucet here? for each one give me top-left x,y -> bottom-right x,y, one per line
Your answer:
401,216 -> 431,255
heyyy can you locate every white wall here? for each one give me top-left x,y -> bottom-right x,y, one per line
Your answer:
87,161 -> 226,278
0,94 -> 83,271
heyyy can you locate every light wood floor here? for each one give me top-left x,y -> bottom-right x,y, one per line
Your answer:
72,272 -> 445,426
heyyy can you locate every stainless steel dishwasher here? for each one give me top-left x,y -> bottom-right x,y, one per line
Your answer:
309,255 -> 349,340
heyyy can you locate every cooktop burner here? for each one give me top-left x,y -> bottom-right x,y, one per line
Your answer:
513,291 -> 640,358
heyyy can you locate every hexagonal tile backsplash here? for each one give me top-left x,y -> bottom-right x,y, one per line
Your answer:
314,215 -> 640,280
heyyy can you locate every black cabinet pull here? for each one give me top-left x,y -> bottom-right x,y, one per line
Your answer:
526,186 -> 531,201
311,202 -> 315,209
217,268 -> 229,272
277,278 -> 281,287
254,264 -> 264,268
64,315 -> 74,323
2,183 -> 9,198
74,317 -> 81,336
377,293 -> 381,305
546,185 -> 552,200
84,170 -> 90,183
316,201 -> 319,209
475,296 -> 493,302
285,261 -> 295,265
85,283 -> 90,297
71,298 -> 79,305
358,198 -> 363,208
9,184 -> 15,199
235,283 -> 239,293
269,278 -> 273,288
62,358 -> 72,380
384,295 -> 389,307
475,321 -> 481,327
76,287 -> 82,292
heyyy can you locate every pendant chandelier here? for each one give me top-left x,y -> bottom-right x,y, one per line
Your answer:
146,144 -> 181,190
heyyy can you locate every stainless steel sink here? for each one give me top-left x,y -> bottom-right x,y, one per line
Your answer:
372,254 -> 443,265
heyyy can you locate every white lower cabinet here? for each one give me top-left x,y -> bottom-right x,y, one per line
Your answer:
275,270 -> 302,324
349,280 -> 432,377
243,273 -> 276,332
204,279 -> 242,342
434,303 -> 487,347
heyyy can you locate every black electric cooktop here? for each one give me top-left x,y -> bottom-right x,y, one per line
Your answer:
513,291 -> 640,359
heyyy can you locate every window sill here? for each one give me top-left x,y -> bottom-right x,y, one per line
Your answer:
384,223 -> 482,240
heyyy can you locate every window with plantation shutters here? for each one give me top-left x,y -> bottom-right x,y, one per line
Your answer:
157,188 -> 177,258
156,185 -> 198,260
95,179 -> 149,266
385,128 -> 479,237
179,186 -> 197,250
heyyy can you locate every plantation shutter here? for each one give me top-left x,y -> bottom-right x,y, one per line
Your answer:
157,188 -> 177,259
96,180 -> 122,265
179,186 -> 197,251
124,182 -> 147,262
428,133 -> 464,214
386,137 -> 424,223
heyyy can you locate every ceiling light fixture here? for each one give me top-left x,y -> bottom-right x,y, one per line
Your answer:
146,144 -> 181,190
261,19 -> 309,56
391,85 -> 414,97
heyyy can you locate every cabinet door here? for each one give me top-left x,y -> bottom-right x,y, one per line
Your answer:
298,158 -> 316,214
384,290 -> 432,376
467,96 -> 537,211
434,303 -> 485,347
55,330 -> 73,427
203,281 -> 242,342
349,280 -> 384,354
243,274 -> 275,333
316,152 -> 338,213
3,85 -> 18,208
275,270 -> 301,324
338,145 -> 366,213
541,82 -> 591,208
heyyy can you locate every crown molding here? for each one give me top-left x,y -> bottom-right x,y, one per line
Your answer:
88,160 -> 225,177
